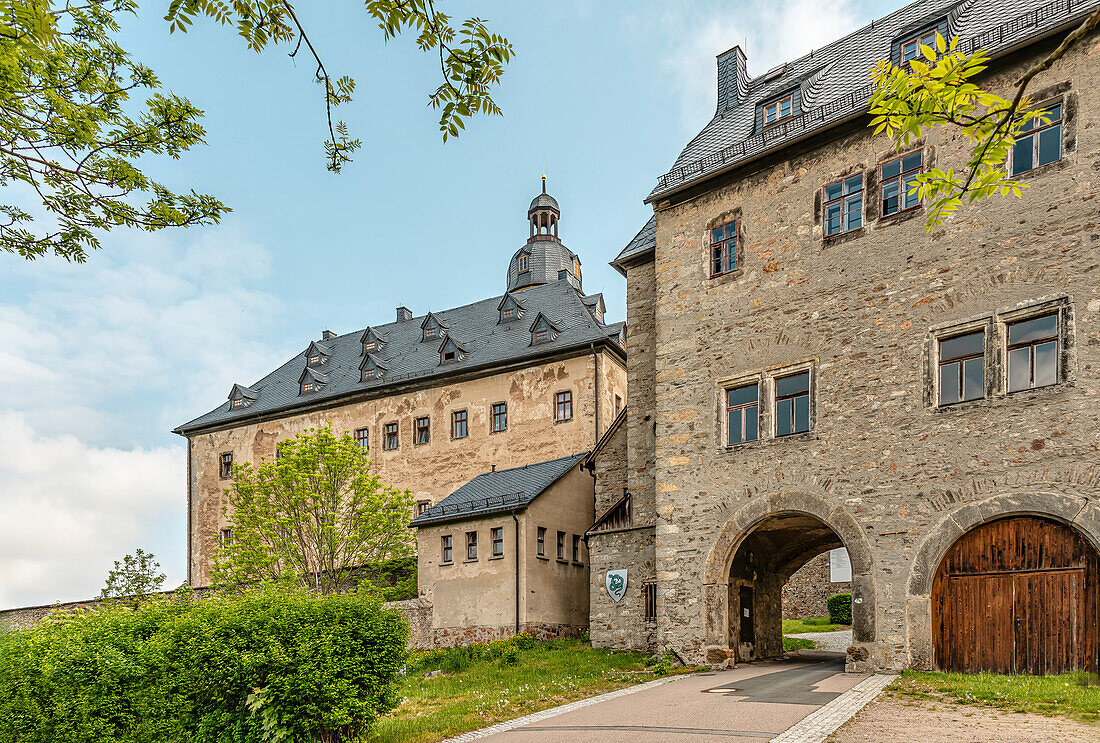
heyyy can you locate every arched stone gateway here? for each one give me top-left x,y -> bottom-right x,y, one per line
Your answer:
906,492 -> 1100,672
702,490 -> 876,672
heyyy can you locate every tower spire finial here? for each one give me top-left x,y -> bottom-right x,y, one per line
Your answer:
541,173 -> 546,194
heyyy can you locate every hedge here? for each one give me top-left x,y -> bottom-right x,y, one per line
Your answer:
826,592 -> 852,625
0,587 -> 407,743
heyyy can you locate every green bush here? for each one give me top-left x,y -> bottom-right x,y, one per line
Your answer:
826,592 -> 853,625
511,632 -> 537,651
0,587 -> 407,743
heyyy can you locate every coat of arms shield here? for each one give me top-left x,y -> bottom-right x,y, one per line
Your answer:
605,569 -> 628,603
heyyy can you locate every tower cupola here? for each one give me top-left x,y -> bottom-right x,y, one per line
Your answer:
528,175 -> 560,240
507,177 -> 582,294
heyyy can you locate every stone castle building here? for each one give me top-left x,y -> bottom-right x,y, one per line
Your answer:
592,0 -> 1100,674
175,182 -> 627,596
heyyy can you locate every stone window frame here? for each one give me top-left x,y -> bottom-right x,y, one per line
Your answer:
554,390 -> 573,423
218,451 -> 233,479
642,582 -> 657,625
451,409 -> 468,440
1006,83 -> 1077,182
773,367 -> 813,438
723,378 -> 761,447
414,415 -> 431,446
716,360 -> 817,451
925,295 -> 1074,410
415,500 -> 430,516
996,295 -> 1074,397
702,208 -> 744,285
927,314 -> 995,409
441,534 -> 453,565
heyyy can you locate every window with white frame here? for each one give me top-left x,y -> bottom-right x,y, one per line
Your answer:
900,29 -> 937,65
763,93 -> 793,125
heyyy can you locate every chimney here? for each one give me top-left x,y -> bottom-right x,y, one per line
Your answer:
396,306 -> 413,322
716,45 -> 749,113
491,464 -> 496,472
321,329 -> 336,341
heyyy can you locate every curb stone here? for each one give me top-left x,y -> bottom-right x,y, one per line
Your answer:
437,674 -> 685,742
769,673 -> 896,743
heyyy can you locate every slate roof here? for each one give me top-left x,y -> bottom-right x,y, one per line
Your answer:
175,279 -> 624,434
648,0 -> 1098,203
529,193 -> 560,212
410,452 -> 588,527
612,215 -> 656,273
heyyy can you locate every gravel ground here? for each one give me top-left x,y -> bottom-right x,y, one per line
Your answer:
786,629 -> 852,653
827,695 -> 1098,742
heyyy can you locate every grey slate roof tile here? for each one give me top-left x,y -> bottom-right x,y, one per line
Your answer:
612,215 -> 657,270
409,452 -> 588,527
648,0 -> 1098,202
176,279 -> 624,434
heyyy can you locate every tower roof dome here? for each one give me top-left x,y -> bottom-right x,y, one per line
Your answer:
506,177 -> 582,294
529,192 -> 560,213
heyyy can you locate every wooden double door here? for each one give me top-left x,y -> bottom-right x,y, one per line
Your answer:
933,516 -> 1099,675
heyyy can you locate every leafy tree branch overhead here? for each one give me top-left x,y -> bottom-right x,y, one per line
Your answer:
869,9 -> 1100,232
1,1 -> 513,262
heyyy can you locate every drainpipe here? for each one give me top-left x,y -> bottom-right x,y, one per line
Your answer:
186,437 -> 193,586
512,510 -> 522,635
590,342 -> 600,445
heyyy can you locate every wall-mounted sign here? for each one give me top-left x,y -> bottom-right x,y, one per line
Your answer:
605,569 -> 628,603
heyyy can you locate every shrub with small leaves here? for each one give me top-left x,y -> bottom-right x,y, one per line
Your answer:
827,592 -> 853,625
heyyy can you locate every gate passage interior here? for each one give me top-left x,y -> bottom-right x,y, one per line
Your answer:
933,516 -> 1100,675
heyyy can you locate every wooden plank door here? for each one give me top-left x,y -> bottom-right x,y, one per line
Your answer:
1013,570 -> 1082,675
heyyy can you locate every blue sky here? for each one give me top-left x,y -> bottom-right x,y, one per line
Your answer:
0,0 -> 905,608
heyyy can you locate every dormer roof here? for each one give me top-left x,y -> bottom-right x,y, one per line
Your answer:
305,341 -> 331,364
228,383 -> 259,401
359,326 -> 384,347
298,367 -> 328,386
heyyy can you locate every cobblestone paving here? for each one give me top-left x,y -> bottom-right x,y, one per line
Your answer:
786,630 -> 852,654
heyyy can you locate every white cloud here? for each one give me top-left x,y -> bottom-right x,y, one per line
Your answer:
0,412 -> 185,609
641,0 -> 865,132
0,224 -> 292,608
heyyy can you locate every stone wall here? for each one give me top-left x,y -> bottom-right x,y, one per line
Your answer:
631,32 -> 1100,672
781,553 -> 851,619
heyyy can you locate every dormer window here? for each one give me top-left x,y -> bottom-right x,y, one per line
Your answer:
302,381 -> 314,393
362,368 -> 377,381
438,336 -> 467,366
502,307 -> 516,321
900,29 -> 937,65
534,329 -> 549,344
304,341 -> 329,367
308,354 -> 320,365
298,367 -> 327,395
364,341 -> 375,352
425,326 -> 438,340
443,350 -> 456,363
572,257 -> 580,277
517,254 -> 529,273
227,383 -> 258,410
232,398 -> 244,409
763,93 -> 793,125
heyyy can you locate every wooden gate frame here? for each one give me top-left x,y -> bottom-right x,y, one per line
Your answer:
905,491 -> 1100,670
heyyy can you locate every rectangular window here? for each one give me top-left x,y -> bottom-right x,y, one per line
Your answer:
452,410 -> 468,439
492,526 -> 504,557
643,582 -> 657,623
534,328 -> 549,343
775,372 -> 810,437
414,416 -> 430,445
1012,103 -> 1063,175
219,452 -> 233,479
442,350 -> 456,363
441,535 -> 453,563
362,368 -> 377,381
938,331 -> 985,405
1007,313 -> 1059,393
556,530 -> 565,560
763,93 -> 793,124
354,427 -> 369,450
383,422 -> 399,450
491,403 -> 507,433
231,398 -> 244,408
823,174 -> 864,236
710,220 -> 737,276
900,29 -> 937,65
555,391 -> 573,422
880,151 -> 923,216
537,526 -> 546,556
726,383 -> 759,445
517,254 -> 528,272
364,340 -> 375,352
425,326 -> 438,339
614,395 -> 623,416
301,381 -> 314,393
219,527 -> 233,546
416,500 -> 430,516
466,531 -> 478,560
572,534 -> 581,563
308,354 -> 320,365
502,307 -> 516,321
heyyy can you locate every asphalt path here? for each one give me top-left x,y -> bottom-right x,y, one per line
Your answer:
478,650 -> 867,743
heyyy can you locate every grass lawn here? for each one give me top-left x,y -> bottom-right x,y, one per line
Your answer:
783,636 -> 816,651
890,670 -> 1100,723
782,616 -> 848,634
366,639 -> 695,743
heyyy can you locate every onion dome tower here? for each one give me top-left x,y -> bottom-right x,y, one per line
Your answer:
506,176 -> 582,293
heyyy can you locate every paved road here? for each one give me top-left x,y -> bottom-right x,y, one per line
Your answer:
477,651 -> 868,743
785,629 -> 853,654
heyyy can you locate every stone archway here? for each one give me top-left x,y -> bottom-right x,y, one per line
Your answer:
905,491 -> 1100,670
702,489 -> 875,670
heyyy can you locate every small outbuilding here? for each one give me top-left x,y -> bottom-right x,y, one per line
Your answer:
410,453 -> 594,646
